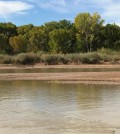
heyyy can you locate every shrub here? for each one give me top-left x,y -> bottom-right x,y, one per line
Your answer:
0,55 -> 13,64
14,53 -> 40,65
0,51 -> 119,65
65,54 -> 81,64
2,56 -> 13,64
41,54 -> 59,65
99,52 -> 120,63
80,53 -> 101,64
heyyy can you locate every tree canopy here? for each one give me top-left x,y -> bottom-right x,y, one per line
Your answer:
74,12 -> 104,52
0,13 -> 120,55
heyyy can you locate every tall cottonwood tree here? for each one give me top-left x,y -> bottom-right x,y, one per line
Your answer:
74,12 -> 104,52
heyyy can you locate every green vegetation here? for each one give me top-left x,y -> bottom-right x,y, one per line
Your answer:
0,12 -> 120,64
0,50 -> 120,65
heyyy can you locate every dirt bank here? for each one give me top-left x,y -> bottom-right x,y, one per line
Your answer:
0,72 -> 120,85
0,64 -> 120,69
0,64 -> 120,85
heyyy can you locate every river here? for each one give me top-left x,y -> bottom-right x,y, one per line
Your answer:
0,80 -> 120,134
0,67 -> 120,73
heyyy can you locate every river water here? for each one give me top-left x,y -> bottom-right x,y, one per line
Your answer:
0,80 -> 120,134
0,67 -> 120,73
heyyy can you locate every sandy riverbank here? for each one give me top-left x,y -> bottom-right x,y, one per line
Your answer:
0,72 -> 120,85
0,64 -> 120,69
0,64 -> 120,85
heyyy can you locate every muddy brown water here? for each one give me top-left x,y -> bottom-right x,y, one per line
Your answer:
0,81 -> 120,134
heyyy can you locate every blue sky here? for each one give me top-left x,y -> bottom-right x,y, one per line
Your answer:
0,0 -> 120,26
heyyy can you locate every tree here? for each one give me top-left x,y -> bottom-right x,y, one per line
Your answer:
0,22 -> 17,54
49,29 -> 75,54
28,27 -> 48,52
103,24 -> 120,51
74,12 -> 104,52
9,34 -> 28,53
0,34 -> 9,54
17,24 -> 34,35
43,20 -> 76,53
0,22 -> 17,37
58,20 -> 74,30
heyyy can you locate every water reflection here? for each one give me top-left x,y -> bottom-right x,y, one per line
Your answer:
0,81 -> 120,134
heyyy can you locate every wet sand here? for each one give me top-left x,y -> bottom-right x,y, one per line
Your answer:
0,64 -> 120,85
0,64 -> 120,69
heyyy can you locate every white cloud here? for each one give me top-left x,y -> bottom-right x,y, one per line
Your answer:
64,0 -> 120,24
101,2 -> 120,24
36,0 -> 68,13
0,1 -> 33,18
26,0 -> 120,24
0,0 -> 120,25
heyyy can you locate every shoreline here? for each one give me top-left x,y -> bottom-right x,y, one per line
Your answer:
0,63 -> 120,69
0,72 -> 120,85
0,64 -> 120,85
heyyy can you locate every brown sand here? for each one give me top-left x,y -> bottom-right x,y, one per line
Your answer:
0,64 -> 120,69
0,64 -> 120,85
0,72 -> 120,85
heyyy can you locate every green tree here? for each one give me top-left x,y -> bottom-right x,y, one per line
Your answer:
17,24 -> 34,35
103,24 -> 120,51
28,27 -> 48,52
9,34 -> 28,53
49,29 -> 75,54
0,34 -> 9,54
0,22 -> 17,54
59,20 -> 74,30
74,12 -> 104,52
0,22 -> 17,37
44,20 -> 76,53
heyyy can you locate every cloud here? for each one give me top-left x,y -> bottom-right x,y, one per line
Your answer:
0,0 -> 33,18
63,0 -> 120,24
101,2 -> 120,25
37,0 -> 68,13
26,0 -> 120,24
30,0 -> 68,13
0,0 -> 120,25
22,0 -> 79,13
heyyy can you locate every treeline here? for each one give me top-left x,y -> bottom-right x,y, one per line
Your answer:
0,12 -> 120,55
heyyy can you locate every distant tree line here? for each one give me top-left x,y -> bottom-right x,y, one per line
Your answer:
0,12 -> 120,54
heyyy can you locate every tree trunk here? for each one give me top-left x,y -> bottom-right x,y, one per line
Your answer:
90,43 -> 92,53
85,35 -> 89,53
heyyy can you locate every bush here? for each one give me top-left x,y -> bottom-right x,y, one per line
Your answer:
65,54 -> 81,64
0,51 -> 119,65
0,55 -> 13,64
41,54 -> 57,65
41,53 -> 101,65
41,54 -> 69,65
99,51 -> 120,63
98,48 -> 113,54
80,53 -> 101,64
2,56 -> 13,64
14,53 -> 40,65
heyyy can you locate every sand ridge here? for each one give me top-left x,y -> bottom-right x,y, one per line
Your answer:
0,64 -> 120,85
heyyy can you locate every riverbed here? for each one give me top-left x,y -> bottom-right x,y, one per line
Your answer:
0,81 -> 120,134
0,65 -> 120,134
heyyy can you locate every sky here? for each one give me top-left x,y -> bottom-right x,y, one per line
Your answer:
0,0 -> 120,26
